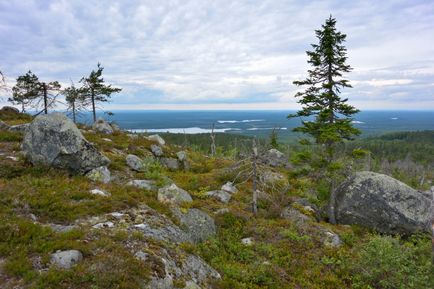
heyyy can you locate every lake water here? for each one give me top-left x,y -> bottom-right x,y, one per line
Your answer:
80,110 -> 434,138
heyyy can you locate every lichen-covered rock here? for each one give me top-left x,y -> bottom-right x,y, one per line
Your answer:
50,250 -> 83,269
333,171 -> 431,235
148,134 -> 165,146
158,184 -> 192,205
126,154 -> 146,171
206,190 -> 232,203
22,113 -> 109,174
110,123 -> 121,132
92,118 -> 113,134
89,188 -> 110,197
86,166 -> 111,183
151,144 -> 164,157
221,182 -> 238,194
127,179 -> 157,191
260,149 -> 292,168
173,208 -> 216,243
160,158 -> 179,170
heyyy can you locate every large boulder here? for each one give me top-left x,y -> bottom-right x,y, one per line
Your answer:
22,113 -> 110,174
173,208 -> 216,243
158,184 -> 192,205
147,134 -> 166,146
50,250 -> 83,269
126,154 -> 146,171
92,118 -> 113,134
333,171 -> 431,235
260,149 -> 291,168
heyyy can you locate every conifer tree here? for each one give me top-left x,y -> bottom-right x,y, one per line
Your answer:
80,63 -> 121,122
10,71 -> 60,114
64,83 -> 87,124
288,16 -> 360,156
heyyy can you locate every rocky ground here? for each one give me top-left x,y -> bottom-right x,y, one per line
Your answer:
0,109 -> 432,289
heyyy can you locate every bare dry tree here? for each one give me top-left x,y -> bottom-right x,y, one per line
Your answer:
210,123 -> 216,156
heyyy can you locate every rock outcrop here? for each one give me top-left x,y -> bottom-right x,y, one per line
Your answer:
173,208 -> 216,243
22,113 -> 110,174
332,171 -> 431,235
92,118 -> 113,134
260,149 -> 292,168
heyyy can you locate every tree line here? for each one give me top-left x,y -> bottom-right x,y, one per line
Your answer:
5,63 -> 120,122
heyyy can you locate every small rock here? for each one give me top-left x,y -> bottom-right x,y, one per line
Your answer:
126,154 -> 146,172
6,156 -> 18,161
50,250 -> 83,269
221,182 -> 238,194
281,206 -> 311,225
127,179 -> 157,191
109,212 -> 125,219
102,138 -> 112,142
206,190 -> 232,203
134,251 -> 149,262
147,134 -> 165,146
29,213 -> 38,221
92,118 -> 113,134
322,231 -> 342,247
50,224 -> 76,233
8,123 -> 29,133
86,166 -> 111,184
151,144 -> 164,157
176,151 -> 187,162
173,208 -> 216,243
92,221 -> 114,229
160,157 -> 179,171
260,149 -> 292,168
89,188 -> 110,197
241,237 -> 253,246
158,184 -> 192,205
0,120 -> 9,130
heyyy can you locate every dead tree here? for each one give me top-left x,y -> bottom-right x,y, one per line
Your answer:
210,123 -> 216,156
252,137 -> 258,215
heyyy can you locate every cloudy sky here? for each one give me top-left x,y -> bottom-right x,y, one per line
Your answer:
1,0 -> 433,110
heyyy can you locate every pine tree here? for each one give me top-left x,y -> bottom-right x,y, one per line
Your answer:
288,16 -> 360,156
10,71 -> 60,114
64,83 -> 87,124
80,63 -> 121,122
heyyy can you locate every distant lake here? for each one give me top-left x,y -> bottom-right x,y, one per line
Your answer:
77,110 -> 434,138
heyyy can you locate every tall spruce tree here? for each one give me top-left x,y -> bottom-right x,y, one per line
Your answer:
10,71 -> 60,114
288,16 -> 360,156
80,63 -> 121,122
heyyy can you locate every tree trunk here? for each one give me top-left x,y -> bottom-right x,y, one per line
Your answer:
252,138 -> 258,215
43,82 -> 48,114
72,101 -> 76,124
91,88 -> 96,122
328,178 -> 337,224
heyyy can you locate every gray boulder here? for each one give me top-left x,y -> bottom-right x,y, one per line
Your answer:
333,171 -> 431,235
206,190 -> 232,203
221,182 -> 238,194
86,166 -> 111,183
147,134 -> 166,146
160,157 -> 179,171
151,144 -> 164,157
127,179 -> 157,191
173,208 -> 216,243
50,250 -> 83,269
260,149 -> 291,168
22,113 -> 109,174
92,118 -> 113,134
0,106 -> 20,114
158,184 -> 192,205
126,154 -> 146,171
110,123 -> 121,132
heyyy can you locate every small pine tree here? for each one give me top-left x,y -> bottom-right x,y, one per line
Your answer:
80,63 -> 121,122
269,128 -> 279,149
288,16 -> 360,157
64,83 -> 87,124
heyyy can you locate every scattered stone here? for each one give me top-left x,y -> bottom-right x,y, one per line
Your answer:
147,134 -> 165,146
50,224 -> 76,233
214,208 -> 230,215
110,123 -> 121,132
281,206 -> 311,225
333,171 -> 431,235
29,213 -> 37,221
86,166 -> 111,184
158,184 -> 192,205
6,156 -> 18,161
92,221 -> 114,229
126,154 -> 146,172
173,208 -> 216,243
206,190 -> 232,203
160,157 -> 179,171
221,182 -> 238,194
102,138 -> 112,142
260,149 -> 292,168
151,144 -> 164,157
92,118 -> 113,134
134,251 -> 149,262
22,113 -> 109,174
89,188 -> 110,197
50,250 -> 83,269
109,212 -> 125,219
176,151 -> 187,162
127,179 -> 157,191
241,237 -> 253,246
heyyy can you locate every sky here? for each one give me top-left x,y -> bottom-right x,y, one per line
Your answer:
0,0 -> 433,110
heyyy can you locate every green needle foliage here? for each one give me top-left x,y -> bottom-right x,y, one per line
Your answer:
80,63 -> 121,122
289,16 -> 360,156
